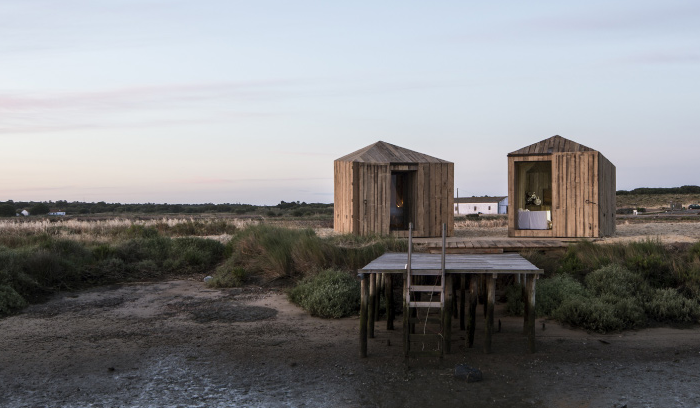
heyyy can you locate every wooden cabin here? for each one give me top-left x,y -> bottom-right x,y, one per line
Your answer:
334,141 -> 454,237
507,135 -> 616,238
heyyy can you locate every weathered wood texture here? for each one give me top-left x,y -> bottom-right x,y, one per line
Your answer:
334,141 -> 453,237
507,136 -> 616,238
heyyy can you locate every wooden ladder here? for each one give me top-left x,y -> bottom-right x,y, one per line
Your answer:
404,223 -> 447,358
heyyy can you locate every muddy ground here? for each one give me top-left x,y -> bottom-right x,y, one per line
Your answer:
2,278 -> 700,408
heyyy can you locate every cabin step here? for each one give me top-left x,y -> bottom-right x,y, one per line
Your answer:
408,301 -> 443,308
409,285 -> 443,292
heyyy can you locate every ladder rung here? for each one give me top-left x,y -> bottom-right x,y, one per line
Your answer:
409,269 -> 443,276
409,285 -> 443,292
409,301 -> 443,308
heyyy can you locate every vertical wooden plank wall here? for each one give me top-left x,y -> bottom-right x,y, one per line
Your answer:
333,160 -> 355,234
598,154 -> 616,237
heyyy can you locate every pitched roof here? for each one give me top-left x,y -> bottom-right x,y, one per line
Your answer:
336,141 -> 450,164
455,196 -> 507,204
508,135 -> 595,156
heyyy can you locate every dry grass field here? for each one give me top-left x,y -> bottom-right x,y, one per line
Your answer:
617,193 -> 700,210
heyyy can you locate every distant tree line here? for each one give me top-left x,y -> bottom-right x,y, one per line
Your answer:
0,200 -> 333,217
616,186 -> 700,195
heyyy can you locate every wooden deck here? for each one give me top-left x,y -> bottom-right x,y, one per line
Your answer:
412,237 -> 581,253
358,252 -> 543,358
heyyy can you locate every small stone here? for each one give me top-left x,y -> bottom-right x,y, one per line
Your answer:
203,276 -> 213,283
454,364 -> 483,383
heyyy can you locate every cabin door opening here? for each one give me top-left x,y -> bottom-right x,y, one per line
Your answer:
390,171 -> 413,230
515,161 -> 552,230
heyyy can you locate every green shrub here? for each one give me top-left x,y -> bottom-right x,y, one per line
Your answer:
584,264 -> 649,299
646,288 -> 700,323
288,270 -> 360,318
0,285 -> 27,315
0,204 -> 16,217
554,296 -> 625,333
207,261 -> 248,288
536,274 -> 588,317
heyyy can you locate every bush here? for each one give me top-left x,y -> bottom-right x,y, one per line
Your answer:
207,261 -> 248,288
0,285 -> 27,315
554,296 -> 625,333
0,204 -> 16,217
646,288 -> 700,323
288,270 -> 360,318
584,264 -> 650,299
536,274 -> 588,317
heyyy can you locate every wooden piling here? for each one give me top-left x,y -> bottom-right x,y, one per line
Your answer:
484,274 -> 495,354
386,274 -> 394,330
360,273 -> 368,358
522,275 -> 529,334
527,275 -> 537,353
459,275 -> 466,331
369,273 -> 376,339
452,275 -> 458,319
467,275 -> 477,348
374,273 -> 381,321
403,273 -> 409,357
443,273 -> 453,354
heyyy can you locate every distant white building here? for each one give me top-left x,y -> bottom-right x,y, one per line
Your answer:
20,210 -> 29,216
454,196 -> 508,215
48,211 -> 66,216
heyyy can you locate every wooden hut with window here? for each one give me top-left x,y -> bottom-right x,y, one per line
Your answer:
334,141 -> 453,237
507,135 -> 616,238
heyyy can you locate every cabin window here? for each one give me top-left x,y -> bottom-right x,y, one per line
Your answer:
474,206 -> 477,211
515,161 -> 553,230
390,172 -> 412,230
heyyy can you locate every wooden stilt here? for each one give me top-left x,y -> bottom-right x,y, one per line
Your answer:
374,273 -> 381,321
403,273 -> 409,357
459,275 -> 466,331
527,275 -> 537,353
386,274 -> 394,330
452,275 -> 458,319
522,275 -> 529,335
443,273 -> 453,354
467,275 -> 477,348
369,273 -> 376,339
360,273 -> 368,358
484,274 -> 495,354
482,275 -> 488,318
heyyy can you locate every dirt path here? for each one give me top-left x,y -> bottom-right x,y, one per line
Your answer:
2,280 -> 699,407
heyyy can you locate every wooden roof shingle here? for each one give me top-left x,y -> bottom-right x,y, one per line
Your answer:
336,141 -> 451,164
508,135 -> 595,156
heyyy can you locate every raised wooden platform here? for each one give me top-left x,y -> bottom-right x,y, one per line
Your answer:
412,237 -> 577,253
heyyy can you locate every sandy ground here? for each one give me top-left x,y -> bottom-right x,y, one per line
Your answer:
2,279 -> 700,408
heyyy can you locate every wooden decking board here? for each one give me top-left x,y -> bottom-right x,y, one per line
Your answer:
360,253 -> 543,274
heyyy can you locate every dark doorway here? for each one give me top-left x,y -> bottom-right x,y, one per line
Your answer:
390,172 -> 412,230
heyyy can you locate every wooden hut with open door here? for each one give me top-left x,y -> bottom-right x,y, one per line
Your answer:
508,135 -> 616,238
334,141 -> 453,238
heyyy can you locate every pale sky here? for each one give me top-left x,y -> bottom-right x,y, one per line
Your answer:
2,1 -> 698,205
